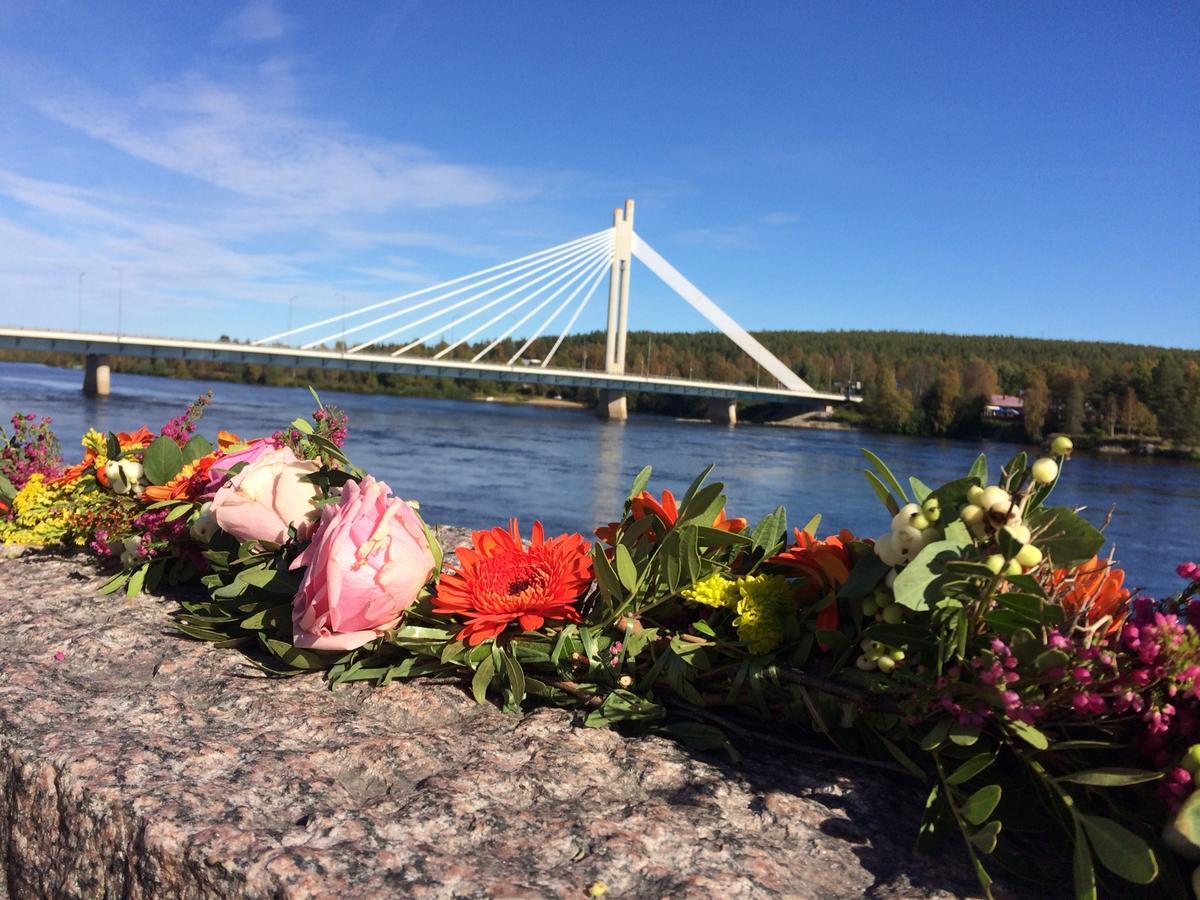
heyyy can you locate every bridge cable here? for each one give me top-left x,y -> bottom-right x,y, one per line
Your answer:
536,260 -> 612,368
434,241 -> 613,360
255,228 -> 610,346
318,230 -> 612,352
393,234 -> 613,356
474,252 -> 609,363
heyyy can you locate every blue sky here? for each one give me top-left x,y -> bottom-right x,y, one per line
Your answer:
0,2 -> 1196,350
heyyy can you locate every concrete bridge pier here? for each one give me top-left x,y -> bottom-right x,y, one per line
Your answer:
707,397 -> 737,425
82,354 -> 111,397
596,389 -> 628,420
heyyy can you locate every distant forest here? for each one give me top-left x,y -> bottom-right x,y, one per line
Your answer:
4,329 -> 1199,450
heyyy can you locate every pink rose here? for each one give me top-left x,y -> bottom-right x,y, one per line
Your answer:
206,438 -> 279,492
290,475 -> 435,652
210,447 -> 321,544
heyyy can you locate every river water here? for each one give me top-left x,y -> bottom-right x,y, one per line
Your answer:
2,361 -> 1196,598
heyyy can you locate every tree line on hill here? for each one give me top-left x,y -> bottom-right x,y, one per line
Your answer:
3,329 -> 1198,447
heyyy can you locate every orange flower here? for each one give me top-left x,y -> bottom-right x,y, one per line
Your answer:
1049,556 -> 1131,633
433,519 -> 594,646
769,527 -> 857,643
142,455 -> 216,502
595,488 -> 747,545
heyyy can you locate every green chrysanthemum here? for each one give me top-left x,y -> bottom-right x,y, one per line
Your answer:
681,572 -> 739,609
732,574 -> 795,655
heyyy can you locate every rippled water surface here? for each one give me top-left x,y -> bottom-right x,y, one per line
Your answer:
2,361 -> 1197,597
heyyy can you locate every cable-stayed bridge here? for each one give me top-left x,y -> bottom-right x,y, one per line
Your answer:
0,200 -> 856,424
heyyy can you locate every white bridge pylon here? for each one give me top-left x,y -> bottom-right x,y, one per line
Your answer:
255,200 -> 815,395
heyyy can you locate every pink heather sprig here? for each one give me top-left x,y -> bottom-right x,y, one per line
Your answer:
0,413 -> 63,491
160,392 -> 213,446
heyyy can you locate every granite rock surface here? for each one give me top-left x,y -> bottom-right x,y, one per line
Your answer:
0,532 -> 1002,899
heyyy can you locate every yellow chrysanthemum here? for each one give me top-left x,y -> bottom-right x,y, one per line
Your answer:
82,428 -> 107,463
0,473 -> 106,547
732,574 -> 795,655
681,572 -> 739,609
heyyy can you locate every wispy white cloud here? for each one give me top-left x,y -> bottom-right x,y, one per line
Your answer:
760,211 -> 800,226
216,1 -> 289,45
0,56 -> 545,339
672,225 -> 759,250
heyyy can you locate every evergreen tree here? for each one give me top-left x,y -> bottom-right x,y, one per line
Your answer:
1023,369 -> 1050,443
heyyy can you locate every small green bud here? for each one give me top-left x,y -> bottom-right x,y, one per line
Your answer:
1051,435 -> 1074,456
889,648 -> 906,662
985,554 -> 1006,575
862,598 -> 878,616
1005,558 -> 1023,576
882,604 -> 905,625
967,485 -> 985,506
876,655 -> 896,674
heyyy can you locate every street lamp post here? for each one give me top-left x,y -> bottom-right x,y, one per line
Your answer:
112,267 -> 123,338
336,292 -> 346,354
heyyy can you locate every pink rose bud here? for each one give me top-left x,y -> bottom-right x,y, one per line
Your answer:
210,447 -> 321,544
290,475 -> 435,652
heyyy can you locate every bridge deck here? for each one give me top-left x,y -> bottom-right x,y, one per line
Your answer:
0,328 -> 854,405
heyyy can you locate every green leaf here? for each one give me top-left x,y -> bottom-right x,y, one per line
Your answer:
471,654 -> 496,705
1164,789 -> 1200,859
1035,648 -> 1071,671
909,476 -> 932,502
627,465 -> 652,501
126,564 -> 147,597
892,537 -> 970,612
105,432 -> 121,461
948,721 -> 981,747
500,652 -> 525,707
181,434 -> 213,464
961,784 -> 1002,825
837,552 -> 890,600
614,544 -> 638,593
1057,768 -> 1163,788
97,571 -> 130,595
678,464 -> 715,511
920,717 -> 953,751
969,819 -> 1002,853
164,503 -> 193,523
1007,719 -> 1049,750
0,473 -> 15,503
591,544 -> 622,602
863,469 -> 900,515
142,436 -> 184,485
947,752 -> 995,786
585,689 -> 663,727
799,513 -> 821,536
1073,820 -> 1097,900
917,782 -> 953,853
748,505 -> 787,556
873,730 -> 928,782
1023,507 -> 1105,568
967,453 -> 988,485
861,448 -> 908,503
1079,814 -> 1158,884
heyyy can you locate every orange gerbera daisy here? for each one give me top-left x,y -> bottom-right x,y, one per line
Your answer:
433,519 -> 594,646
769,527 -> 857,644
142,454 -> 216,502
1049,555 -> 1131,634
595,488 -> 748,545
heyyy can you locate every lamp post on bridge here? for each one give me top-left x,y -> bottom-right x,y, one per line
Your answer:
337,292 -> 346,355
112,266 -> 123,339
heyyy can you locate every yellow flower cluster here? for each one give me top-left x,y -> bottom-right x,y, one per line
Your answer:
0,473 -> 102,547
81,428 -> 107,467
681,571 -> 796,655
681,572 -> 739,608
732,574 -> 795,655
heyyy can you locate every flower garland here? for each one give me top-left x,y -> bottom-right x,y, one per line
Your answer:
1,394 -> 1198,899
